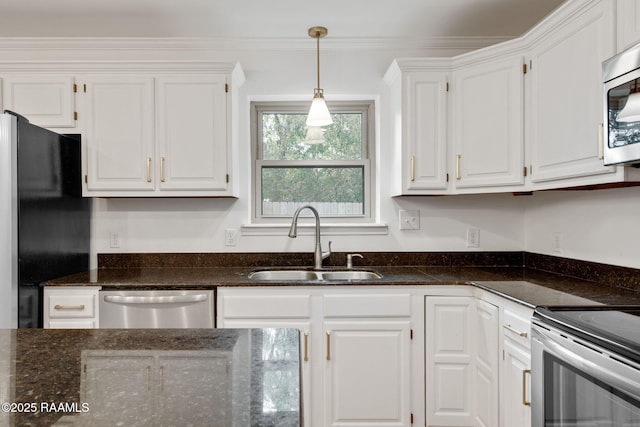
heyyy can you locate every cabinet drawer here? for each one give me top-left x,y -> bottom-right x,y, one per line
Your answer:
48,319 -> 96,329
48,293 -> 96,319
503,306 -> 533,348
220,294 -> 311,319
324,294 -> 411,318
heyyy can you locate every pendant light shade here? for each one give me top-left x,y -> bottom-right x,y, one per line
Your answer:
306,26 -> 333,127
618,92 -> 640,122
307,89 -> 332,127
303,125 -> 326,144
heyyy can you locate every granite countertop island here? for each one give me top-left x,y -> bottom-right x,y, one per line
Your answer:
0,328 -> 301,427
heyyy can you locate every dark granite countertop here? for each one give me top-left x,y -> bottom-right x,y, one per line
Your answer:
47,263 -> 640,308
0,328 -> 301,426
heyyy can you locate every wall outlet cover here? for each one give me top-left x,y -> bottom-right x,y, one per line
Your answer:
399,210 -> 420,230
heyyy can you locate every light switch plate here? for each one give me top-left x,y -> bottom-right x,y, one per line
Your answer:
399,210 -> 420,230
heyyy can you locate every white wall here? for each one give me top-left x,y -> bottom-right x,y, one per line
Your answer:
5,39 -> 637,270
523,187 -> 640,269
87,43 -> 526,261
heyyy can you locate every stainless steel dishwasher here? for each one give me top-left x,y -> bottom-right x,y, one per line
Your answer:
99,290 -> 214,328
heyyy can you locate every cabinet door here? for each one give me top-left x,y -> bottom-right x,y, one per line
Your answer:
156,76 -> 229,192
503,339 -> 532,427
156,352 -> 231,426
83,76 -> 155,191
323,320 -> 412,427
528,1 -> 615,182
2,76 -> 76,128
425,296 -> 474,427
617,0 -> 640,52
82,353 -> 155,425
452,56 -> 525,189
403,71 -> 449,192
473,299 -> 499,427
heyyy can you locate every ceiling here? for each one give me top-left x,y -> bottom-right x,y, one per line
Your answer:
0,0 -> 566,42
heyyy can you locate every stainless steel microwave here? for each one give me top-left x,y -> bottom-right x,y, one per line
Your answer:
603,41 -> 640,166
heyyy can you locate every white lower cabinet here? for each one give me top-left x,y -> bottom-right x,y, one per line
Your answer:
217,288 -> 314,424
424,296 -> 499,427
43,286 -> 100,329
219,286 -> 533,427
425,290 -> 533,427
500,302 -> 533,427
217,287 -> 414,427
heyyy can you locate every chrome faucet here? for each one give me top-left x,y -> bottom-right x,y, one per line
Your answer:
288,205 -> 332,269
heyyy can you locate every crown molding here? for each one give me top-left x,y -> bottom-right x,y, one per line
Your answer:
0,35 -> 511,53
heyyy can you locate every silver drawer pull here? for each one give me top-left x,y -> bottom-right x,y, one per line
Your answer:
503,324 -> 528,338
54,304 -> 85,311
104,294 -> 208,305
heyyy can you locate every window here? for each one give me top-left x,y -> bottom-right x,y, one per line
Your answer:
252,101 -> 375,223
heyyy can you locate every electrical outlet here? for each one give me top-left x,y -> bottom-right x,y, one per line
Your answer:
109,232 -> 121,249
399,210 -> 420,230
553,232 -> 563,253
225,228 -> 237,246
466,228 -> 480,248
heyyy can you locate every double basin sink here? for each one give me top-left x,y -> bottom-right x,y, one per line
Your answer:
248,269 -> 382,282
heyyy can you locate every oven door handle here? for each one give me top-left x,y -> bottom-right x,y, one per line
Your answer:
103,294 -> 208,305
537,328 -> 640,400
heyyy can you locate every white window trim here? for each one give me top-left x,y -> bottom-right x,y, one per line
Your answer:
250,99 -> 380,228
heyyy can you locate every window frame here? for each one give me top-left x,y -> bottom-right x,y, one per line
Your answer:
251,100 -> 376,224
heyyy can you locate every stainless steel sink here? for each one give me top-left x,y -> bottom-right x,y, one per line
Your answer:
247,270 -> 319,281
319,271 -> 382,281
248,269 -> 382,281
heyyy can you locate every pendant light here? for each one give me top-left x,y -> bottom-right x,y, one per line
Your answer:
306,26 -> 333,127
618,79 -> 640,122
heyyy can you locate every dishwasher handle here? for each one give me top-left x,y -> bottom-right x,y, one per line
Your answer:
103,294 -> 209,305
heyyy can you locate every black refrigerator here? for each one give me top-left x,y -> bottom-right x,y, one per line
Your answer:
0,111 -> 90,328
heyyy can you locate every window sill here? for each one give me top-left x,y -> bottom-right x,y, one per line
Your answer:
241,223 -> 388,236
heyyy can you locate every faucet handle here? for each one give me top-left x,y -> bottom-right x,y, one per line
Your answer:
322,241 -> 332,260
346,253 -> 363,268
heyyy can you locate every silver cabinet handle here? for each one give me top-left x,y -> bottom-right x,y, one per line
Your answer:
456,154 -> 461,180
503,324 -> 528,338
54,304 -> 85,310
160,156 -> 166,182
103,294 -> 208,304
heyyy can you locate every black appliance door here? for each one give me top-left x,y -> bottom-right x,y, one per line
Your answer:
15,114 -> 90,327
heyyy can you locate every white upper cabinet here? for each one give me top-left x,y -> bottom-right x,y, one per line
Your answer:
79,63 -> 243,197
617,0 -> 640,52
385,0 -> 640,195
527,0 -> 616,184
156,76 -> 229,192
452,51 -> 525,190
2,76 -> 77,128
385,59 -> 450,195
83,76 -> 156,193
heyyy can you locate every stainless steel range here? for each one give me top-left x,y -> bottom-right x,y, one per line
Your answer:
532,306 -> 640,426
